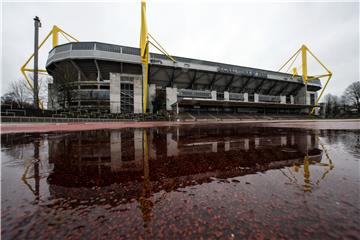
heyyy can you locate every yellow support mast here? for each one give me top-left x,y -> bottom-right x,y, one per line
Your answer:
301,45 -> 308,83
140,0 -> 176,113
140,0 -> 149,113
21,25 -> 78,109
279,44 -> 332,115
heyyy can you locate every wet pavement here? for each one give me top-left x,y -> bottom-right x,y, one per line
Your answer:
1,119 -> 359,134
1,124 -> 360,239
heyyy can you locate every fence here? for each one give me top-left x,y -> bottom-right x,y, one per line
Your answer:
1,106 -> 169,122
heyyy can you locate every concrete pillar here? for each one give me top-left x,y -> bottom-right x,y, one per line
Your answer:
225,141 -> 230,151
148,84 -> 156,113
295,133 -> 311,154
280,95 -> 286,104
244,139 -> 249,151
224,91 -> 229,101
212,142 -> 217,152
211,90 -> 217,100
306,91 -> 317,106
133,76 -> 143,113
148,131 -> 155,159
134,129 -> 144,168
306,92 -> 310,105
255,137 -> 260,148
110,131 -> 122,172
244,93 -> 248,102
290,95 -> 294,104
166,87 -> 177,111
167,133 -> 178,157
110,73 -> 121,113
314,108 -> 320,116
254,93 -> 259,103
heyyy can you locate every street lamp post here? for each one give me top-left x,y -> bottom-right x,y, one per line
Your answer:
33,16 -> 41,109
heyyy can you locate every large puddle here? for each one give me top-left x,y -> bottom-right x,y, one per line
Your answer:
1,124 -> 360,239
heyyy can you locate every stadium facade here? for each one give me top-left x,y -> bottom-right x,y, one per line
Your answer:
46,42 -> 322,115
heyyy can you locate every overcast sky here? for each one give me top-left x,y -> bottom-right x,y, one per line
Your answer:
1,0 -> 359,97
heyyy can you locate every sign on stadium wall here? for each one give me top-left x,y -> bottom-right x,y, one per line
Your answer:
217,67 -> 267,78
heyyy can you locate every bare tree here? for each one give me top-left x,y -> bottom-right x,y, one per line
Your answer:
1,92 -> 17,108
47,79 -> 57,110
1,79 -> 32,108
37,76 -> 49,109
323,93 -> 340,117
339,94 -> 348,111
344,81 -> 360,111
1,76 -> 49,109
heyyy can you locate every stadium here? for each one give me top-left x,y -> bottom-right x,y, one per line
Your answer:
45,41 -> 322,119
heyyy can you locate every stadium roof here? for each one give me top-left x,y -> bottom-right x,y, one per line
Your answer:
46,42 -> 322,95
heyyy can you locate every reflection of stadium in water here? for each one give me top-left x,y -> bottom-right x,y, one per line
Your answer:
0,126 -> 329,227
4,127 -> 359,237
47,126 -> 323,190
45,126 -> 328,227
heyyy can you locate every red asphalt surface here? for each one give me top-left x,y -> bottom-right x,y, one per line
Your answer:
1,119 -> 359,134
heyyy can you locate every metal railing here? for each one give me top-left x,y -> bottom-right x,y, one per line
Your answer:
229,93 -> 245,101
1,114 -> 169,123
259,94 -> 281,103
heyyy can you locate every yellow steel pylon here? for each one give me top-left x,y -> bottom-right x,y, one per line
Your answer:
140,0 -> 176,113
21,25 -> 79,109
279,44 -> 332,114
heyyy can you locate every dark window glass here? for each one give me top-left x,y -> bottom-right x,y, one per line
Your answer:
217,92 -> 224,100
310,94 -> 315,105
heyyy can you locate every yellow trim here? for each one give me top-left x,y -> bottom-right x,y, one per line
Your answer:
303,155 -> 311,192
140,0 -> 149,113
148,33 -> 176,62
292,67 -> 298,76
143,62 -> 149,112
20,25 -> 78,109
23,69 -> 48,73
310,74 -> 332,114
301,45 -> 308,83
285,50 -> 300,74
306,47 -> 332,74
279,44 -> 332,115
140,0 -> 176,113
278,47 -> 301,72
